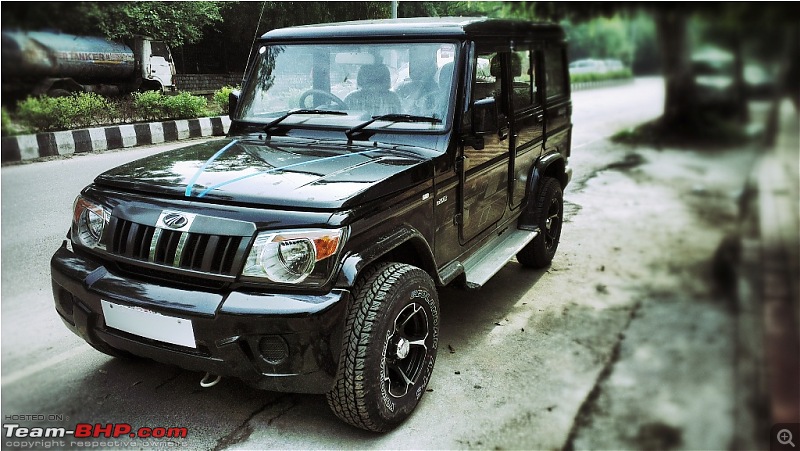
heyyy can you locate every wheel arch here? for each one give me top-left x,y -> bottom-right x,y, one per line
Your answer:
336,226 -> 439,288
520,152 -> 567,228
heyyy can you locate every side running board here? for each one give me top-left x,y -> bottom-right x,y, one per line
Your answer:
462,228 -> 539,289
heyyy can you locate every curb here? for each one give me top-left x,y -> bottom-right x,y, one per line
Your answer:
1,116 -> 231,164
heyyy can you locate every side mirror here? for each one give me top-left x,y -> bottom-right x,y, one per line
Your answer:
228,90 -> 241,119
472,97 -> 499,136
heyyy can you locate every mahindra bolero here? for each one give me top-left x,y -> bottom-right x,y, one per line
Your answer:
51,17 -> 572,431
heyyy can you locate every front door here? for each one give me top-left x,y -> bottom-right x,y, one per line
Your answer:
458,49 -> 512,244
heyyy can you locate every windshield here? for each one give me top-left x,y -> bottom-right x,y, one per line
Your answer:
237,42 -> 458,133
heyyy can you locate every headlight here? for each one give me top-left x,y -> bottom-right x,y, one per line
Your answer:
242,229 -> 345,285
72,196 -> 110,249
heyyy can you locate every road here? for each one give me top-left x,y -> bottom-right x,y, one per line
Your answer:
1,77 -> 754,449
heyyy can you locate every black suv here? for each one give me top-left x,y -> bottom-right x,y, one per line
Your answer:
51,17 -> 572,432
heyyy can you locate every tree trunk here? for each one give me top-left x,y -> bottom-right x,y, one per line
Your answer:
654,8 -> 696,128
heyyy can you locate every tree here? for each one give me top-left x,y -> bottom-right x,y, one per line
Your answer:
1,2 -> 223,48
506,2 -> 798,133
82,2 -> 223,48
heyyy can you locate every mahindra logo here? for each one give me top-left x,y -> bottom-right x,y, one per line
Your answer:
157,211 -> 196,231
163,213 -> 189,229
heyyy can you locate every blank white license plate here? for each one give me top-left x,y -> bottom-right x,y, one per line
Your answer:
101,300 -> 196,349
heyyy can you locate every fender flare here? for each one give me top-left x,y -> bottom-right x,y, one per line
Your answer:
335,225 -> 438,288
520,152 -> 567,228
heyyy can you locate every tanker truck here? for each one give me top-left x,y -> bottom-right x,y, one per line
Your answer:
1,30 -> 176,103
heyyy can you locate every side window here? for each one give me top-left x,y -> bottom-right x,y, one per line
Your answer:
473,52 -> 500,101
151,42 -> 172,60
545,46 -> 566,99
512,50 -> 539,111
465,50 -> 509,168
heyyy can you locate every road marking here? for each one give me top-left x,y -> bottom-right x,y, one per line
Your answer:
1,346 -> 91,387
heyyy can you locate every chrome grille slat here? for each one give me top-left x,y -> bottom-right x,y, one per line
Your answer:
149,228 -> 163,262
109,217 -> 248,277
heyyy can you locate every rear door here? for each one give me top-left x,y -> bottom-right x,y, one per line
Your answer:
510,47 -> 545,208
458,47 -> 512,244
542,44 -> 571,158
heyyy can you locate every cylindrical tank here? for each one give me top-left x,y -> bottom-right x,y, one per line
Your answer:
2,31 -> 136,81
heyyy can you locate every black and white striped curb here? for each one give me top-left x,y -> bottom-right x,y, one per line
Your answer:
1,116 -> 231,164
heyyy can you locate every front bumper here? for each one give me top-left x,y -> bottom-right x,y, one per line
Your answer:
50,241 -> 349,394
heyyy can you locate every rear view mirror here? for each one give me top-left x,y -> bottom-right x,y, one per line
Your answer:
228,90 -> 240,119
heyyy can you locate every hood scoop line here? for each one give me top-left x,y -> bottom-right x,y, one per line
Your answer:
194,148 -> 383,198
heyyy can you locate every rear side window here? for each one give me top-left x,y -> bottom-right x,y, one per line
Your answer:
544,46 -> 566,99
512,50 -> 539,111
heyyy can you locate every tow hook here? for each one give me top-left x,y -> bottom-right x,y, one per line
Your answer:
200,372 -> 222,388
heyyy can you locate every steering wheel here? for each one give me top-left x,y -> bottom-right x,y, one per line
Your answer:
298,89 -> 348,110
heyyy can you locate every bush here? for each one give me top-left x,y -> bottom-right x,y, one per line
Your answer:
213,85 -> 239,115
164,92 -> 207,119
8,90 -> 219,135
70,92 -> 117,128
570,69 -> 633,84
132,91 -> 166,122
16,92 -> 118,132
1,107 -> 13,136
16,96 -> 69,131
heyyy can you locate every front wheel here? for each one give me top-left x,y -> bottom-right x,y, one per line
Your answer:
517,177 -> 564,268
327,263 -> 439,432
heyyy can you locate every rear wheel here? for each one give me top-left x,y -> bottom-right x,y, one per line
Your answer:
327,262 -> 439,432
517,177 -> 563,268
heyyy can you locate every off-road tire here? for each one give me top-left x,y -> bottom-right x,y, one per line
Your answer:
327,262 -> 439,432
517,177 -> 563,268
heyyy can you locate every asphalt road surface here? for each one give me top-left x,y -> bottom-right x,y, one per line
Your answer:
1,78 -> 755,449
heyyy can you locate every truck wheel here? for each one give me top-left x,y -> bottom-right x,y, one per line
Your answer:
48,89 -> 72,98
327,262 -> 439,432
517,177 -> 563,268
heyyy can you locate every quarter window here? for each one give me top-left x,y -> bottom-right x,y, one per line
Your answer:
545,46 -> 566,98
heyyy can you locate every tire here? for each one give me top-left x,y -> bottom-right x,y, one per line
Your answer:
517,177 -> 564,268
327,262 -> 439,432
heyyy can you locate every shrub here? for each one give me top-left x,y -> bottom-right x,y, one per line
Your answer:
69,92 -> 117,128
213,85 -> 239,115
16,93 -> 118,132
16,96 -> 69,131
164,92 -> 207,119
132,91 -> 167,122
570,68 -> 633,84
1,107 -> 12,136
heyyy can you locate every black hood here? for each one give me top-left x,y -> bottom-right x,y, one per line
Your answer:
94,137 -> 433,209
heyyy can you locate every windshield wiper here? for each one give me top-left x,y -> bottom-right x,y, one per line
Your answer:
345,114 -> 442,141
263,109 -> 347,139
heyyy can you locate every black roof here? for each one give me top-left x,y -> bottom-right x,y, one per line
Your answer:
261,17 -> 564,41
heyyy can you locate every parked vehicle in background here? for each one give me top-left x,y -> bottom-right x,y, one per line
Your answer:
1,30 -> 176,103
51,17 -> 572,432
568,58 -> 608,74
603,59 -> 625,73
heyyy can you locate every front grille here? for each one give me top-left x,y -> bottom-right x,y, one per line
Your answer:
107,217 -> 250,277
